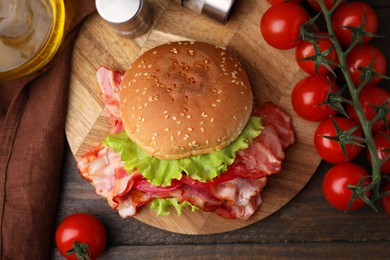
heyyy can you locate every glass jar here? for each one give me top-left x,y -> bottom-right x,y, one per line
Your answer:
0,0 -> 66,80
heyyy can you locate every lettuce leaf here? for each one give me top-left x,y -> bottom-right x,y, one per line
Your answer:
149,198 -> 198,216
104,116 -> 262,186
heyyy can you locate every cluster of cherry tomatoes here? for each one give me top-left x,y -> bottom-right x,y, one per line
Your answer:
261,0 -> 390,214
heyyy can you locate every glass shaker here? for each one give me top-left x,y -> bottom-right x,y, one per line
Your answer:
174,0 -> 237,24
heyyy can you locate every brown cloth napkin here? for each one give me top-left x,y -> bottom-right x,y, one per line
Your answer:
0,1 -> 95,259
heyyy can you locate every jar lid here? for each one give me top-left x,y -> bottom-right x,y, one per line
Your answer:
202,0 -> 236,24
95,0 -> 152,37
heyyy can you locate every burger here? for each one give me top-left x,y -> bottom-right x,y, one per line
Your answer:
78,41 -> 294,220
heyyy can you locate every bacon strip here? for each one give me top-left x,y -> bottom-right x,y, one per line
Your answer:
76,67 -> 295,220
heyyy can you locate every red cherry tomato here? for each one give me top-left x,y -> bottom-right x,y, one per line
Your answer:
332,2 -> 378,47
295,31 -> 338,75
346,44 -> 387,87
382,182 -> 390,215
291,75 -> 339,121
346,85 -> 390,133
314,117 -> 363,164
267,0 -> 302,5
367,130 -> 390,174
55,213 -> 106,260
323,163 -> 370,211
260,2 -> 309,50
307,0 -> 335,11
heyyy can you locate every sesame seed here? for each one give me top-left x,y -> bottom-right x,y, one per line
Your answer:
163,111 -> 168,114
233,115 -> 237,120
210,118 -> 215,123
165,115 -> 169,119
200,127 -> 205,132
153,51 -> 158,54
153,132 -> 158,136
188,50 -> 194,56
205,140 -> 209,145
200,121 -> 204,125
201,112 -> 208,118
177,130 -> 182,136
216,99 -> 222,103
186,115 -> 192,119
176,121 -> 182,124
164,128 -> 170,132
183,134 -> 189,140
188,128 -> 193,131
171,136 -> 174,140
172,116 -> 177,121
211,103 -> 217,107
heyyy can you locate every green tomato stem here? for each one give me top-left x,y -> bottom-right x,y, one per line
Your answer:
317,0 -> 382,199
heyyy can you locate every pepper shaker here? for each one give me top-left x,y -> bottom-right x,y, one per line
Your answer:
95,0 -> 152,38
174,0 -> 237,24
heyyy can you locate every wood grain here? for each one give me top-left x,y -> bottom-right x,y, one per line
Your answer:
65,0 -> 321,234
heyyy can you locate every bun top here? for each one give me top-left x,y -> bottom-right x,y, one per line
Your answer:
120,41 -> 253,160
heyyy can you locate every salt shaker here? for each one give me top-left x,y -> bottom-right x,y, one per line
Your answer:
95,0 -> 152,38
174,0 -> 237,24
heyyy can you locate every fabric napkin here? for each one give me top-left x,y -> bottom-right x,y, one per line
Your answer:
0,1 -> 95,258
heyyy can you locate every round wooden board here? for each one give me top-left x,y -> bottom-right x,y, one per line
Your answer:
66,0 -> 321,234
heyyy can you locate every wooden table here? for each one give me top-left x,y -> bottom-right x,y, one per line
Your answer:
53,0 -> 390,258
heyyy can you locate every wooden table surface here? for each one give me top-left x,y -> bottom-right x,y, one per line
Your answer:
53,0 -> 390,258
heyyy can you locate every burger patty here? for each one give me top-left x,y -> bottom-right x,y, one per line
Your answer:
77,67 -> 295,220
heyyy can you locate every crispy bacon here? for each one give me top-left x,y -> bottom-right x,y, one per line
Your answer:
76,67 -> 295,220
253,102 -> 295,150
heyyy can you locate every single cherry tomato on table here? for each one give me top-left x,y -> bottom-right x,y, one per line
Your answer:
55,213 -> 107,260
291,75 -> 339,121
346,85 -> 390,134
322,163 -> 370,211
267,0 -> 302,5
346,44 -> 387,87
307,0 -> 336,11
332,2 -> 378,47
295,31 -> 338,75
260,2 -> 310,50
367,130 -> 390,174
314,117 -> 363,164
382,182 -> 390,215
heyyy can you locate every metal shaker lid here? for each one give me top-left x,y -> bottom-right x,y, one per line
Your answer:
95,0 -> 152,37
202,0 -> 236,24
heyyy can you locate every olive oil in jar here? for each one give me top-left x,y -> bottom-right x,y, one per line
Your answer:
0,0 -> 65,80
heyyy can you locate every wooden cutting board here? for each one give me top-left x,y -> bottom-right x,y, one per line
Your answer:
65,0 -> 321,234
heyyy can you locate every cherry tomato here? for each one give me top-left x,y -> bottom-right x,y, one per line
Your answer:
314,117 -> 363,164
346,85 -> 390,133
323,163 -> 370,211
367,130 -> 390,174
382,182 -> 390,215
267,0 -> 302,5
346,44 -> 387,87
291,75 -> 339,121
332,2 -> 378,47
56,213 -> 107,260
307,0 -> 335,12
295,31 -> 338,75
260,2 -> 309,50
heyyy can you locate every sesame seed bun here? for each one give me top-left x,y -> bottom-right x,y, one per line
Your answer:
120,41 -> 253,160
